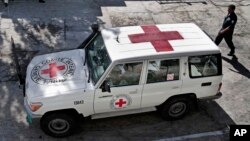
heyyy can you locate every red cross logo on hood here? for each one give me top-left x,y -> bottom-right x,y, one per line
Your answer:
41,62 -> 65,78
128,25 -> 184,52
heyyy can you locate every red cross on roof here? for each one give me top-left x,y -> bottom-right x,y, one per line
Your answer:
115,99 -> 127,108
128,25 -> 184,52
41,62 -> 65,78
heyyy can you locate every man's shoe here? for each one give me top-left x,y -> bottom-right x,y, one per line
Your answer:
39,0 -> 45,3
4,3 -> 8,7
227,52 -> 234,56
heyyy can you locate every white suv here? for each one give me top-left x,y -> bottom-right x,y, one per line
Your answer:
24,23 -> 223,137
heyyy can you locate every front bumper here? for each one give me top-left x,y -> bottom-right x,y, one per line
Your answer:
199,92 -> 222,100
24,97 -> 42,123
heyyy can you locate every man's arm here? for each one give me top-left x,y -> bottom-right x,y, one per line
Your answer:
220,14 -> 237,34
219,26 -> 230,34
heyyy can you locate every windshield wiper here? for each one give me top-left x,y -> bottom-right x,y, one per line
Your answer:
116,35 -> 120,43
84,51 -> 87,66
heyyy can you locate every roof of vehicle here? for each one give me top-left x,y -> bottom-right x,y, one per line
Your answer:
101,23 -> 220,61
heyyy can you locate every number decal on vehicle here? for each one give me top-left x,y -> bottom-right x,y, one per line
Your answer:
74,100 -> 84,105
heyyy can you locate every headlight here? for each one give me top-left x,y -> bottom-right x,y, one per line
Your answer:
29,102 -> 43,112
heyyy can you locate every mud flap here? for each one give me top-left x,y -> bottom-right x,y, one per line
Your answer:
26,114 -> 32,124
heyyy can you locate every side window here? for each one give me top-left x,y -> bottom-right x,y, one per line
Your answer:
106,62 -> 143,87
147,59 -> 179,83
189,54 -> 221,78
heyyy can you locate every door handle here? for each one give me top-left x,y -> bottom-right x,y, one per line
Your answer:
172,86 -> 179,89
201,82 -> 212,86
129,89 -> 138,94
99,95 -> 113,98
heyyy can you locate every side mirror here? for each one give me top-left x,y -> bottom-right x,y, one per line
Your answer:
91,23 -> 99,33
101,80 -> 111,93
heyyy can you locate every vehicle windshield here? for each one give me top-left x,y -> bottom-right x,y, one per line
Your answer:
86,34 -> 111,85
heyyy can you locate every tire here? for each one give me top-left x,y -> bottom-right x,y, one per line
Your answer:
160,97 -> 191,120
40,113 -> 77,138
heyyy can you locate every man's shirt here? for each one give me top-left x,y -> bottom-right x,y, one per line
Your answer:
222,12 -> 237,34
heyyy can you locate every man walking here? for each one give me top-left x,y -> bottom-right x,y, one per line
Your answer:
215,4 -> 237,56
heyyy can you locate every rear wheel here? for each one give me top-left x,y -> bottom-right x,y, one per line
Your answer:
40,113 -> 77,138
160,97 -> 191,120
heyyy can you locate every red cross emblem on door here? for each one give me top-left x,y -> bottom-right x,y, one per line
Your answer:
128,25 -> 184,52
41,62 -> 65,78
115,98 -> 127,108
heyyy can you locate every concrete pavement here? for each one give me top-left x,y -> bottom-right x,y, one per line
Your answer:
0,0 -> 249,140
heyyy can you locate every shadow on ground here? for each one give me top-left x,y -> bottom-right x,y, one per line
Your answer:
222,55 -> 250,79
26,100 -> 233,140
0,79 -> 235,140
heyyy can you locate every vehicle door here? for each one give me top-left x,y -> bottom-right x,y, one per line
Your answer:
94,61 -> 144,114
142,58 -> 183,107
182,54 -> 222,98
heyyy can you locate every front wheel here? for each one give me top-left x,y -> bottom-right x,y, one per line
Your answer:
160,97 -> 191,120
40,113 -> 77,138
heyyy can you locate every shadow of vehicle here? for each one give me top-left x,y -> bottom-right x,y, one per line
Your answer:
68,100 -> 233,140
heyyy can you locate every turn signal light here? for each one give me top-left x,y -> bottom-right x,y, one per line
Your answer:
29,102 -> 43,112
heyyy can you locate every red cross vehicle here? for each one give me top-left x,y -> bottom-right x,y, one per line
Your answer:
22,23 -> 223,137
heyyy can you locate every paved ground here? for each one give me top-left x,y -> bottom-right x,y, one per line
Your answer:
0,0 -> 250,140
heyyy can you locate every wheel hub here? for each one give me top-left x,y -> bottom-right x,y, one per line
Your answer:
48,119 -> 70,134
169,102 -> 187,117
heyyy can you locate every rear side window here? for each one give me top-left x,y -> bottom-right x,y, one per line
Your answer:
188,54 -> 222,78
147,59 -> 179,83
